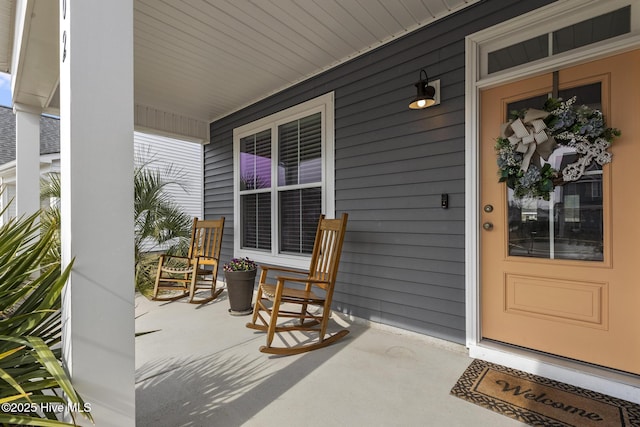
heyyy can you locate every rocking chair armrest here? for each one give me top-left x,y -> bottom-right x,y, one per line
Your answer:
193,256 -> 219,265
259,263 -> 310,276
273,275 -> 331,286
193,255 -> 218,260
159,254 -> 190,263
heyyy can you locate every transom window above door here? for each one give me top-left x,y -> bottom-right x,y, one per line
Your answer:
474,0 -> 640,79
233,92 -> 335,269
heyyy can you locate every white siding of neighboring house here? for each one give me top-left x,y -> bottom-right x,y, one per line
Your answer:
1,132 -> 203,239
0,181 -> 16,223
134,132 -> 203,252
0,157 -> 59,225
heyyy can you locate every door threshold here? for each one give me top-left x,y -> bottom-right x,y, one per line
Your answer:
468,340 -> 640,404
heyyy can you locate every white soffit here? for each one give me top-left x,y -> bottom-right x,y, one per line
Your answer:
134,0 -> 479,123
11,0 -> 59,111
0,0 -> 14,73
3,0 -> 479,138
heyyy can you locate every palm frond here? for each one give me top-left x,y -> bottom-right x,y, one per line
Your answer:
0,202 -> 90,426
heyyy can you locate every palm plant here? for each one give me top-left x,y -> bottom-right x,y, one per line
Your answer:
40,173 -> 62,267
133,159 -> 193,294
39,154 -> 193,296
0,201 -> 92,426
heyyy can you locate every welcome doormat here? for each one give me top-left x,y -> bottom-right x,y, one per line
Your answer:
450,359 -> 640,426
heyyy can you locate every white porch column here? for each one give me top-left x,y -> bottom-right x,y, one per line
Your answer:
59,1 -> 135,426
13,103 -> 41,217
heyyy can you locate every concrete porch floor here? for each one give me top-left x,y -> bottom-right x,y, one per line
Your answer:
135,291 -> 526,426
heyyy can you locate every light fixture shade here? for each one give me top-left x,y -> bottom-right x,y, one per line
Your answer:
409,69 -> 437,109
409,84 -> 436,109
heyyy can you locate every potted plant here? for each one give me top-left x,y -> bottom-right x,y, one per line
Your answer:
223,257 -> 257,315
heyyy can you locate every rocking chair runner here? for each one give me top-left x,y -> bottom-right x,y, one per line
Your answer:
153,217 -> 225,304
246,213 -> 348,355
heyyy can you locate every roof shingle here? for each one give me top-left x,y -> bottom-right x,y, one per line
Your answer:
0,105 -> 60,165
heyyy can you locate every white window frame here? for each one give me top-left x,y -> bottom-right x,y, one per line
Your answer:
232,92 -> 335,269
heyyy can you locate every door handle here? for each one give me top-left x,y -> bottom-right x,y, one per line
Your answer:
483,222 -> 493,231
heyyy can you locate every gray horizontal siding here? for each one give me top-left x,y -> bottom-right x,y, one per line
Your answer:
206,0 -> 555,344
204,131 -> 235,264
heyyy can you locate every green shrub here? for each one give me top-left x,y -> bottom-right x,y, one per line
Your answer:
0,206 -> 92,426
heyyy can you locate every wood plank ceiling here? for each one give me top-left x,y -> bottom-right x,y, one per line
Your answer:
1,0 -> 478,126
134,0 -> 478,123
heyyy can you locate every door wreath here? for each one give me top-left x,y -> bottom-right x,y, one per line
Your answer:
495,97 -> 620,200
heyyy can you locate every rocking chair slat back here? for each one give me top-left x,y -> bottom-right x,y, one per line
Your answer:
308,214 -> 347,291
188,218 -> 224,260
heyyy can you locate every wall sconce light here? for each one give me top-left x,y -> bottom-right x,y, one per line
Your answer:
409,69 -> 440,109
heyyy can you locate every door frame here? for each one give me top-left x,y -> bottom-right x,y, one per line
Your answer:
465,0 -> 640,403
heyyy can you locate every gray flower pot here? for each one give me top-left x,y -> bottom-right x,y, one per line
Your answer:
224,269 -> 256,315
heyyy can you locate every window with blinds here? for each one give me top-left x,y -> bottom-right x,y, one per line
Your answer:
240,130 -> 272,250
233,93 -> 334,267
278,113 -> 322,254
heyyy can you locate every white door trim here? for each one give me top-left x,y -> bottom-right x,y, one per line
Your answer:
465,0 -> 640,404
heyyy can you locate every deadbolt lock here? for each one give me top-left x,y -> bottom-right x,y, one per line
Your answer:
483,204 -> 494,213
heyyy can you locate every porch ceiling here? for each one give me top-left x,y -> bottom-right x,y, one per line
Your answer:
0,0 -> 14,74
1,0 -> 478,138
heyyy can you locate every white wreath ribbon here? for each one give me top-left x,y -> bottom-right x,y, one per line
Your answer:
500,109 -> 556,172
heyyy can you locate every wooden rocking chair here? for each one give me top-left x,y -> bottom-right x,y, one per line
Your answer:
153,217 -> 225,304
246,213 -> 348,355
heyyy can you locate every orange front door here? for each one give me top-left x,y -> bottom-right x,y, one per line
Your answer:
480,50 -> 640,375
